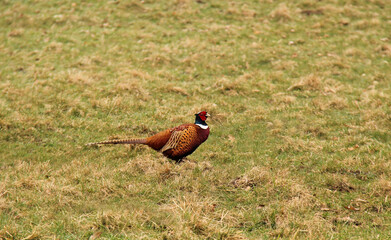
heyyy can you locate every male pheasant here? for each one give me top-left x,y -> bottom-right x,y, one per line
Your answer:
86,111 -> 210,161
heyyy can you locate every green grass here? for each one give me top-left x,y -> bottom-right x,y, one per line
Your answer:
1,0 -> 391,239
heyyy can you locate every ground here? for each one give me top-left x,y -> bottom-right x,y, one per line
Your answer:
1,0 -> 391,239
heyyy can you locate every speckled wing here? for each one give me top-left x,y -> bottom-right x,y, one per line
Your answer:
160,125 -> 198,155
160,130 -> 184,153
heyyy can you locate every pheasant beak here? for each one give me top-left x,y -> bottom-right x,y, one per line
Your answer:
206,113 -> 210,117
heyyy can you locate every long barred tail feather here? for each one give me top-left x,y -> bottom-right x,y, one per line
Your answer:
85,138 -> 147,146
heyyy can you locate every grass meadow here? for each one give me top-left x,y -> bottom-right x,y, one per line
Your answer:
1,0 -> 391,239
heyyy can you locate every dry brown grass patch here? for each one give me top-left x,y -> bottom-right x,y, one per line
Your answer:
270,3 -> 292,21
264,173 -> 328,238
0,228 -> 18,240
115,80 -> 150,100
249,106 -> 267,122
117,155 -> 164,176
312,95 -> 347,111
45,41 -> 63,53
326,175 -> 355,193
372,176 -> 391,197
304,124 -> 326,138
332,216 -> 361,226
267,119 -> 284,135
143,53 -> 171,66
360,81 -> 389,107
288,74 -> 323,91
354,18 -> 381,30
378,44 -> 391,56
8,28 -> 24,37
323,78 -> 345,94
95,209 -> 139,231
231,166 -> 271,190
163,85 -> 189,96
341,5 -> 364,18
328,96 -> 348,109
272,60 -> 298,71
279,136 -> 323,153
344,47 -> 364,57
159,193 -> 245,239
213,77 -> 254,96
0,183 -> 10,212
90,96 -> 124,111
123,69 -> 152,80
270,92 -> 296,106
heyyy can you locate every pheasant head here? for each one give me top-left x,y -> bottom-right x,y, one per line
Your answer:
195,111 -> 210,129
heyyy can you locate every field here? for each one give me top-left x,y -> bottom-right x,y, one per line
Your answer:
1,0 -> 391,239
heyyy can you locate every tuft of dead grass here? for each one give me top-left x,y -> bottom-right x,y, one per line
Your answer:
163,84 -> 189,96
96,210 -> 135,231
231,166 -> 271,190
278,136 -> 323,153
270,3 -> 292,21
326,175 -> 355,193
8,28 -> 24,37
344,47 -> 364,57
372,176 -> 391,197
212,76 -> 255,96
379,44 -> 391,56
270,92 -> 296,106
159,193 -> 246,239
288,74 -> 323,91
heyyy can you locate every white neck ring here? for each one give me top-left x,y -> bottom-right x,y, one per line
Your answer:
196,123 -> 209,129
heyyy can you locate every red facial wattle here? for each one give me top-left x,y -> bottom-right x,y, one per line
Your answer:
200,115 -> 207,121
